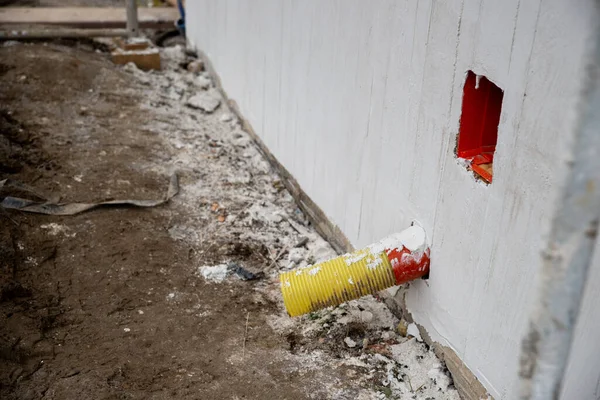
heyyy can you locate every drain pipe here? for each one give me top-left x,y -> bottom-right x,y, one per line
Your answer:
280,225 -> 430,317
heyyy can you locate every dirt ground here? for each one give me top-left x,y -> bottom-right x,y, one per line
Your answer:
0,41 -> 461,400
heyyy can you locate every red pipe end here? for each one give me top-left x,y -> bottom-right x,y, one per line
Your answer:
385,246 -> 430,285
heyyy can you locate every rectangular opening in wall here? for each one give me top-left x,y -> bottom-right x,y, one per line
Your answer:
457,71 -> 504,183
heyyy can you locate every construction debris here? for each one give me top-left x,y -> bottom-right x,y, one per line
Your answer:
111,37 -> 161,71
186,59 -> 205,74
228,262 -> 263,281
198,264 -> 229,283
0,42 -> 462,400
186,90 -> 221,113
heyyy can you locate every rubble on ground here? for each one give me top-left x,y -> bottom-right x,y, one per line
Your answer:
116,44 -> 460,399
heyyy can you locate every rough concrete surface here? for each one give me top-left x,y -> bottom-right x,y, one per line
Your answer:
0,41 -> 461,400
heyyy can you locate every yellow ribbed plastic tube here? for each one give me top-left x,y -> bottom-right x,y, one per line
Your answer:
280,248 -> 396,317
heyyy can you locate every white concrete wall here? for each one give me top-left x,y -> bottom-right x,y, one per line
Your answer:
186,1 -> 599,398
561,239 -> 600,400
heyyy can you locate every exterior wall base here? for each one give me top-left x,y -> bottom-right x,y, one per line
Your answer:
199,48 -> 491,400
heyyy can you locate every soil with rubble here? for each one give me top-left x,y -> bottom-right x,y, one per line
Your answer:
0,40 -> 461,400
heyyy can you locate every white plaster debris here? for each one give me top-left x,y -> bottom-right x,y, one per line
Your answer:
366,255 -> 383,270
368,225 -> 428,255
220,112 -> 233,122
186,90 -> 221,113
389,338 -> 457,397
266,295 -> 460,399
196,75 -> 212,90
407,323 -> 423,342
24,256 -> 37,266
117,45 -> 459,400
113,47 -> 159,56
287,247 -> 304,264
343,252 -> 366,266
40,223 -> 75,237
2,40 -> 19,47
308,266 -> 321,276
198,264 -> 229,283
160,44 -> 186,70
186,59 -> 204,73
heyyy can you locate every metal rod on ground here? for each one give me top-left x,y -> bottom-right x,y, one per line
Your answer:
125,0 -> 139,38
0,29 -> 129,40
518,21 -> 600,400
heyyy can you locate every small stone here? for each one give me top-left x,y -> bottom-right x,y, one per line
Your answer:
186,91 -> 221,113
313,244 -> 335,263
397,320 -> 408,337
284,262 -> 295,270
287,248 -> 305,264
123,328 -> 131,332
138,310 -> 144,315
294,236 -> 309,248
344,337 -> 357,348
196,75 -> 212,90
382,331 -> 396,341
199,264 -> 229,283
266,213 -> 283,224
220,113 -> 233,123
360,310 -> 374,323
123,62 -> 139,73
187,59 -> 205,74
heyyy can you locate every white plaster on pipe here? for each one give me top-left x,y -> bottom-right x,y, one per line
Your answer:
368,225 -> 427,254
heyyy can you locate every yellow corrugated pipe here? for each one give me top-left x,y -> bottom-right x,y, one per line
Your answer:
280,225 -> 431,317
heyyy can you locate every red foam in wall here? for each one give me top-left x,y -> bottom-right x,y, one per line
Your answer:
457,71 -> 503,160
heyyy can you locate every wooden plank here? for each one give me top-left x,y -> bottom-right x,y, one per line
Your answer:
0,7 -> 179,29
0,28 -> 128,40
112,49 -> 161,71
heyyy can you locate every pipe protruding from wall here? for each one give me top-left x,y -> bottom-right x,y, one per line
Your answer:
280,226 -> 430,317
